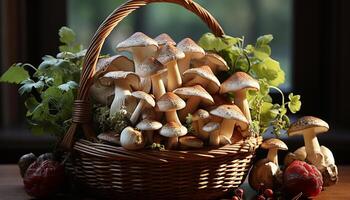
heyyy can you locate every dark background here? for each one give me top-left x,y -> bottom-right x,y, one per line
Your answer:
1,0 -> 350,164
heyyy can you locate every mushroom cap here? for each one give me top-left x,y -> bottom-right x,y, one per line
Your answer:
192,109 -> 210,121
95,55 -> 134,78
173,85 -> 214,105
220,71 -> 260,94
176,38 -> 205,59
131,91 -> 155,107
137,57 -> 164,77
179,136 -> 204,148
288,116 -> 329,136
136,119 -> 162,131
210,104 -> 249,130
261,138 -> 288,151
151,68 -> 168,78
99,71 -> 141,90
159,122 -> 187,137
97,132 -> 120,145
156,43 -> 185,65
202,122 -> 220,132
156,92 -> 186,112
192,52 -> 229,72
183,65 -> 221,90
120,126 -> 145,150
116,32 -> 158,52
154,33 -> 176,46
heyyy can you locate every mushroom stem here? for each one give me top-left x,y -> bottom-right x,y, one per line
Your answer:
167,60 -> 182,91
165,111 -> 181,125
267,148 -> 279,165
178,57 -> 191,77
197,119 -> 209,140
130,100 -> 146,125
110,81 -> 132,116
178,97 -> 201,121
167,137 -> 179,149
144,130 -> 154,145
151,75 -> 166,100
219,119 -> 236,139
303,130 -> 323,165
234,91 -> 251,122
209,130 -> 220,146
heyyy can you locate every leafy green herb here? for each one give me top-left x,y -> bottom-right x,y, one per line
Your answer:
0,64 -> 30,84
93,105 -> 130,134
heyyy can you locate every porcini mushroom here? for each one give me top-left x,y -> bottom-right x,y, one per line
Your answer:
120,126 -> 145,150
210,104 -> 249,140
156,43 -> 185,91
136,119 -> 162,145
176,38 -> 205,76
320,146 -> 338,186
155,92 -> 185,125
173,85 -> 214,121
183,65 -> 220,94
288,116 -> 329,168
130,91 -> 155,125
154,33 -> 176,46
191,109 -> 210,140
261,138 -> 288,165
99,71 -> 140,116
136,57 -> 164,93
116,32 -> 159,91
160,121 -> 187,149
192,52 -> 229,74
202,122 -> 220,146
97,132 -> 120,145
179,136 -> 204,149
220,71 -> 260,122
150,68 -> 167,100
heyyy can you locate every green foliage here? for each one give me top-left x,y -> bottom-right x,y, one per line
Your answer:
199,33 -> 302,136
0,27 -> 85,137
185,113 -> 194,134
93,105 -> 130,134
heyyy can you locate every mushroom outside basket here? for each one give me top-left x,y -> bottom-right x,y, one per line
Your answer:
60,0 -> 262,199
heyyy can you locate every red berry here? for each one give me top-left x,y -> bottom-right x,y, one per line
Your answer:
264,189 -> 274,198
258,183 -> 266,194
256,195 -> 266,200
234,188 -> 244,198
232,196 -> 239,200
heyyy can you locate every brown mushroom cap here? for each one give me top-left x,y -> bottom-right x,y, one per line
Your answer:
99,71 -> 141,90
137,57 -> 164,77
288,116 -> 329,136
210,104 -> 249,130
154,33 -> 176,46
192,109 -> 210,121
261,138 -> 288,151
136,119 -> 162,131
202,122 -> 220,132
131,91 -> 155,107
173,85 -> 214,105
176,38 -> 205,59
155,92 -> 186,112
97,132 -> 120,145
160,122 -> 187,137
192,52 -> 229,72
156,43 -> 185,65
95,55 -> 134,78
116,32 -> 158,52
179,136 -> 204,148
183,65 -> 220,89
220,71 -> 260,94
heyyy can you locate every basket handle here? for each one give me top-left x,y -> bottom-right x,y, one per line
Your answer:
60,0 -> 225,150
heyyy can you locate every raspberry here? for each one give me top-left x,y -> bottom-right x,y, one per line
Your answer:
234,188 -> 244,198
264,189 -> 274,198
256,195 -> 266,200
232,196 -> 239,200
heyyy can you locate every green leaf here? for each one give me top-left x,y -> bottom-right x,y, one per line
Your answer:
0,64 -> 30,84
18,79 -> 45,95
58,81 -> 78,92
198,33 -> 240,52
251,57 -> 285,86
59,26 -> 76,45
288,93 -> 302,113
254,44 -> 271,60
257,34 -> 273,46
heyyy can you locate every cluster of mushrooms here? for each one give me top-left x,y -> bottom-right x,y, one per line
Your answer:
249,116 -> 338,190
90,32 -> 260,150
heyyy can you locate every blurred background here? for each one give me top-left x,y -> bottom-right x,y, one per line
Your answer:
0,0 -> 349,163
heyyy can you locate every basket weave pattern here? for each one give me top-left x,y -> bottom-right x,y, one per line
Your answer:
61,0 -> 262,199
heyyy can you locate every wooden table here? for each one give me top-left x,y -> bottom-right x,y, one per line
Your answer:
0,165 -> 349,199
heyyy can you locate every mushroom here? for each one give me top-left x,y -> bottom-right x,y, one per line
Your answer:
154,33 -> 176,46
191,109 -> 210,140
120,126 -> 145,150
249,138 -> 288,190
284,146 -> 307,166
99,71 -> 140,116
136,119 -> 162,145
183,65 -> 220,94
90,83 -> 115,105
220,71 -> 260,122
116,32 -> 159,92
202,122 -> 220,146
141,107 -> 158,121
288,116 -> 329,168
179,136 -> 204,149
129,91 -> 156,125
160,121 -> 187,149
192,52 -> 229,74
173,85 -> 214,121
320,146 -> 338,186
219,135 -> 232,145
156,43 -> 185,91
210,104 -> 249,140
136,57 -> 165,93
155,92 -> 186,125
150,68 -> 168,100
176,38 -> 205,76
97,132 -> 120,145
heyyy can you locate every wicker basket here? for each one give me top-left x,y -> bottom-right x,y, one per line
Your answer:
60,0 -> 263,199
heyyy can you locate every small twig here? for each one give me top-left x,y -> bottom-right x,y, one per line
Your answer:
291,192 -> 303,200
